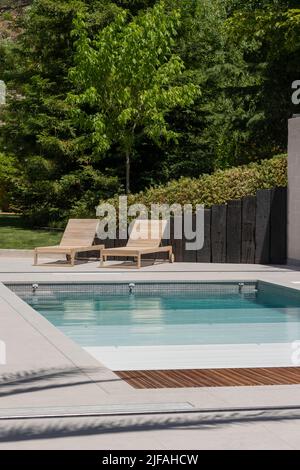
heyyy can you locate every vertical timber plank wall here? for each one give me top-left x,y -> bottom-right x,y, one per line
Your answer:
171,216 -> 184,262
270,188 -> 287,264
197,209 -> 211,262
92,188 -> 286,264
255,189 -> 271,264
211,205 -> 227,263
194,189 -> 286,264
226,200 -> 242,263
241,196 -> 256,263
183,213 -> 197,262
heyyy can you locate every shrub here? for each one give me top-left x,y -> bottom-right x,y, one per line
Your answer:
102,154 -> 287,210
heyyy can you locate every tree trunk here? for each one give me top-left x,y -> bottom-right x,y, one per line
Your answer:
126,151 -> 130,194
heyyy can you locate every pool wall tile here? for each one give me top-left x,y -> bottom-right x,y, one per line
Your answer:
6,281 -> 257,300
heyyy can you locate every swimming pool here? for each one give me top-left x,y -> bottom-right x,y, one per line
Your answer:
9,281 -> 300,370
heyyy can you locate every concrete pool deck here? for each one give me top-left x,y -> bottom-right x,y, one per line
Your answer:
2,257 -> 300,448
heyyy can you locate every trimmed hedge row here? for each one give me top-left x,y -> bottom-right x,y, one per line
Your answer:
102,154 -> 287,209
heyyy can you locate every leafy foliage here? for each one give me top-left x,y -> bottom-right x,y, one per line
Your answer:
224,0 -> 300,162
0,0 -> 121,222
0,152 -> 21,211
69,2 -> 199,193
0,0 -> 298,223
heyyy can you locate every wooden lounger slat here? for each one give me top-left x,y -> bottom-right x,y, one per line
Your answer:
100,219 -> 174,268
34,219 -> 104,266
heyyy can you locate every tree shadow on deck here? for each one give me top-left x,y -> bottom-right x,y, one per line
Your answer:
0,407 -> 300,443
0,366 -> 122,397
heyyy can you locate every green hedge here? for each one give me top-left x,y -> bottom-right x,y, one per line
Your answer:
102,155 -> 287,209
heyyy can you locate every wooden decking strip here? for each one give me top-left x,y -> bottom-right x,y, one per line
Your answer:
115,367 -> 300,389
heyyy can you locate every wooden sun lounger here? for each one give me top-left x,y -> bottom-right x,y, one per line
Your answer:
100,219 -> 174,269
34,219 -> 104,266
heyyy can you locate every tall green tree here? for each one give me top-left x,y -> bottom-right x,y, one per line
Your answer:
0,0 -> 122,223
69,1 -> 199,193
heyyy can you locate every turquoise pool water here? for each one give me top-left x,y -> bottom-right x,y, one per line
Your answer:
24,287 -> 300,347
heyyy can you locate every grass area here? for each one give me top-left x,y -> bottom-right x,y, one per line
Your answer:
0,215 -> 62,249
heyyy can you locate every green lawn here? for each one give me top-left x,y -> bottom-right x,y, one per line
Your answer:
0,215 -> 62,249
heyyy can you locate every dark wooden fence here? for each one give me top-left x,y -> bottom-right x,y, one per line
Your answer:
90,187 -> 287,264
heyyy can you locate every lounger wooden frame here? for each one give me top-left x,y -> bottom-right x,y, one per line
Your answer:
34,219 -> 104,266
100,219 -> 174,269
